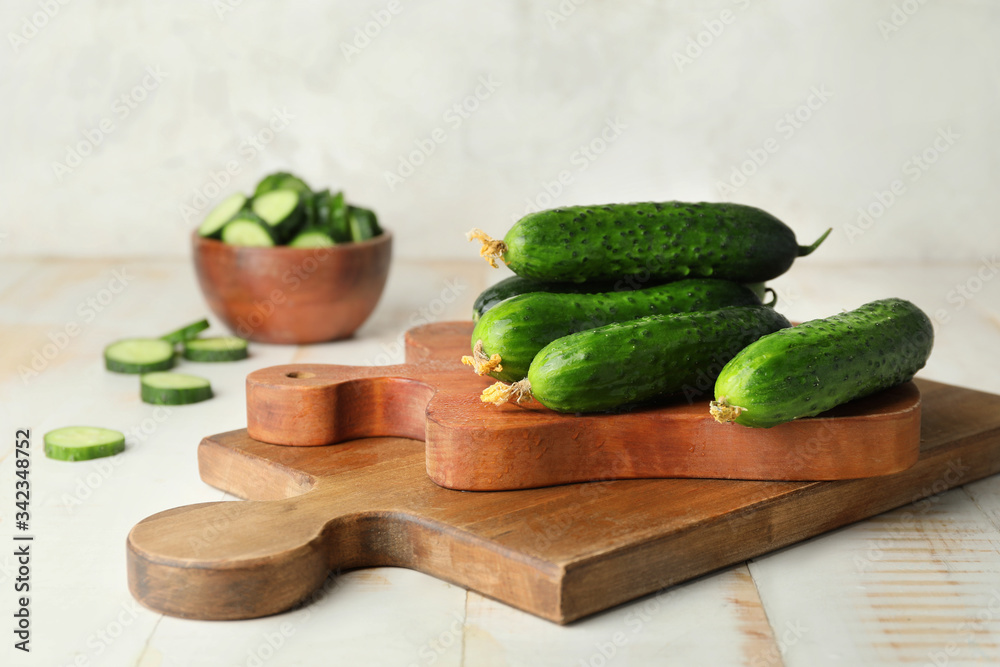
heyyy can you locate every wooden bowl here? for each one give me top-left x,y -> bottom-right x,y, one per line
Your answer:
192,231 -> 392,344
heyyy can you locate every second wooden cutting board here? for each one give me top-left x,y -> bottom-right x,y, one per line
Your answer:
244,322 -> 921,490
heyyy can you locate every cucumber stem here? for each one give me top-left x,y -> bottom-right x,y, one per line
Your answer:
797,227 -> 833,257
481,379 -> 532,406
461,339 -> 504,376
709,397 -> 745,424
466,228 -> 508,269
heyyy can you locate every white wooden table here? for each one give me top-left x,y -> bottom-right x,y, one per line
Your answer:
1,257 -> 998,667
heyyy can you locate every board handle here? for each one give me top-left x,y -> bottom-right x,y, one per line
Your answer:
127,497 -> 334,620
246,364 -> 442,446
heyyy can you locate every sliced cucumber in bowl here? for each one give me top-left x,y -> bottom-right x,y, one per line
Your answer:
194,172 -> 381,247
222,215 -> 277,247
348,205 -> 382,242
289,228 -> 336,248
198,193 -> 247,239
254,172 -> 311,198
251,189 -> 303,243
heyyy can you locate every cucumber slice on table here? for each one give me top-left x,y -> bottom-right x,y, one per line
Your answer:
160,318 -> 210,344
105,338 -> 175,374
198,193 -> 247,239
222,217 -> 276,247
182,336 -> 248,362
289,228 -> 336,248
348,206 -> 382,242
251,189 -> 303,242
44,426 -> 126,461
141,372 -> 214,405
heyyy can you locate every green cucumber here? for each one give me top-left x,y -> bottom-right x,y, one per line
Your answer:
251,190 -> 304,243
308,188 -> 331,229
327,191 -> 350,242
289,228 -> 337,248
469,279 -> 765,382
141,372 -> 214,405
44,426 -> 126,461
104,338 -> 175,374
182,336 -> 248,362
486,306 -> 791,413
744,282 -> 767,302
348,205 -> 382,242
198,193 -> 247,239
711,298 -> 933,428
470,202 -> 831,283
472,276 -> 620,322
254,172 -> 311,198
221,216 -> 276,247
195,173 -> 379,248
160,319 -> 210,344
309,189 -> 348,241
470,275 -> 773,322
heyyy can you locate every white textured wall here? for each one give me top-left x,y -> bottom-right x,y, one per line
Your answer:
1,0 -> 996,262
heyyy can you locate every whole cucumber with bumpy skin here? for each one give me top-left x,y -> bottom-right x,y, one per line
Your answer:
471,276 -> 773,321
710,298 -> 933,428
469,202 -> 830,284
472,276 -> 618,322
468,279 -> 766,382
482,306 -> 791,413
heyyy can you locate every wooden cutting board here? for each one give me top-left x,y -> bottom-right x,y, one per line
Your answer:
127,377 -> 1000,623
244,322 -> 921,490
